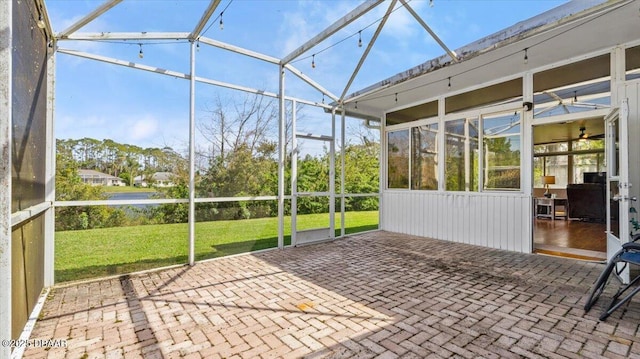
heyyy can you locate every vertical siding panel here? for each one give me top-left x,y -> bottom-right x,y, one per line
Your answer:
403,193 -> 407,234
423,193 -> 429,238
515,196 -> 524,253
387,193 -> 392,231
494,196 -> 501,249
503,197 -> 509,250
429,193 -> 436,238
451,195 -> 456,243
414,192 -> 420,236
392,193 -> 399,233
422,193 -> 428,238
473,197 -> 479,246
418,193 -> 423,237
382,193 -> 388,230
467,197 -> 474,246
437,195 -> 447,240
449,195 -> 455,242
511,197 -> 518,252
487,197 -> 496,248
461,196 -> 467,244
479,196 -> 486,247
508,197 -> 515,251
402,191 -> 416,235
383,192 -> 531,253
502,197 -> 509,250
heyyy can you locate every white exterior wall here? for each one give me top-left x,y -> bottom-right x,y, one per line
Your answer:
381,191 -> 531,253
378,42 -> 640,255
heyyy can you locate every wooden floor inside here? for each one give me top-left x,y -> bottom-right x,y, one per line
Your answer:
533,218 -> 607,261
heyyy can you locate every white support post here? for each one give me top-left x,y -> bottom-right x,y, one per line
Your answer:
522,72 -> 534,197
291,100 -> 297,247
340,109 -> 346,238
277,65 -> 286,249
44,46 -> 56,287
437,96 -> 445,192
188,40 -> 196,265
0,0 -> 12,354
329,109 -> 336,239
379,110 -> 386,230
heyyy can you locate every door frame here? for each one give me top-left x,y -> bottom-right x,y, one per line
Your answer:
606,100 -> 630,283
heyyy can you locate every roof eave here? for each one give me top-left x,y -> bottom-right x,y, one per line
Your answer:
344,0 -> 622,103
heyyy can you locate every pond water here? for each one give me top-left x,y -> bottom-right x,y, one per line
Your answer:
107,192 -> 158,209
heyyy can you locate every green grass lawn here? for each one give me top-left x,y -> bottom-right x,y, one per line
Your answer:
55,211 -> 378,282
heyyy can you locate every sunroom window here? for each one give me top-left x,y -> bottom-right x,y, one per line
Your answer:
445,118 -> 478,191
387,130 -> 410,189
483,111 -> 521,191
411,124 -> 439,190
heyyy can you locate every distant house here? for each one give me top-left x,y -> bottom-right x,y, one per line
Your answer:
134,172 -> 175,188
78,169 -> 126,186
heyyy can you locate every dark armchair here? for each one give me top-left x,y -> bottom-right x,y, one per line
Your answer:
566,183 -> 606,222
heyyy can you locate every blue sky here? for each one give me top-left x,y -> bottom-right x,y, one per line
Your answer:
46,0 -> 568,153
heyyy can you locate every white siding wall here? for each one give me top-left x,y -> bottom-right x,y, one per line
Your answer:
381,191 -> 532,253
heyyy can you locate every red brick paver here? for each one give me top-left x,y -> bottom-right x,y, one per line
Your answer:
22,231 -> 640,358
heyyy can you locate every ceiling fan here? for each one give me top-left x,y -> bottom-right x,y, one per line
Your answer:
577,126 -> 604,141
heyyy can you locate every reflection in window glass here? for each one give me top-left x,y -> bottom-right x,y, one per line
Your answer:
411,124 -> 438,190
533,142 -> 569,154
469,119 -> 479,191
387,130 -> 410,189
574,153 -> 605,183
483,112 -> 521,190
445,119 -> 465,191
533,139 -> 605,186
545,155 -> 568,188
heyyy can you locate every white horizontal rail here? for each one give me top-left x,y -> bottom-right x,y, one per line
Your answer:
11,202 -> 52,227
296,133 -> 334,141
54,194 -> 377,207
296,192 -> 331,197
61,31 -> 191,41
342,193 -> 380,198
194,196 -> 277,203
56,48 -> 334,110
54,198 -> 188,207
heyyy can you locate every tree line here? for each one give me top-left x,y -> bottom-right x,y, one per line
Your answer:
56,94 -> 380,230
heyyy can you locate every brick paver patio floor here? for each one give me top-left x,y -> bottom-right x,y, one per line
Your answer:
22,231 -> 640,358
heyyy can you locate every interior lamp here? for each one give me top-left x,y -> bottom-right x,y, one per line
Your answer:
542,175 -> 556,198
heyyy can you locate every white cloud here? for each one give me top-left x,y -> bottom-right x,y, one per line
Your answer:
129,116 -> 159,142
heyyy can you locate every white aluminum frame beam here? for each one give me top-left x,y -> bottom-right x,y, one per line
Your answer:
281,0 -> 384,65
340,0 -> 397,102
284,64 -> 339,102
56,48 -> 333,109
399,0 -> 458,62
61,32 -> 190,41
190,0 -> 222,40
0,0 -> 12,355
57,0 -> 123,39
198,37 -> 280,64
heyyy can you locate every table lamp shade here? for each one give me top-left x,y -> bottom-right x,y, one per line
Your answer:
542,176 -> 556,185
